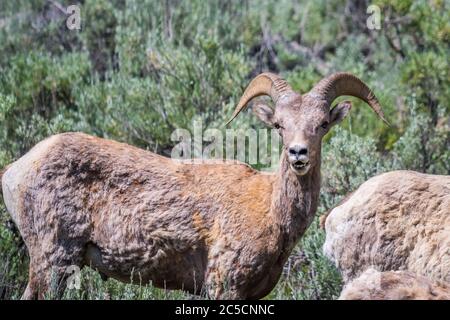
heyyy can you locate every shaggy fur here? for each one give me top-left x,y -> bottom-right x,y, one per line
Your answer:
323,170 -> 450,283
339,268 -> 450,300
1,73 -> 383,299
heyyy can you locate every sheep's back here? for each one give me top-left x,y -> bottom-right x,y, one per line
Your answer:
323,170 -> 450,283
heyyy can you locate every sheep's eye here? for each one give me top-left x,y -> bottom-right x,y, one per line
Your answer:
320,121 -> 329,129
274,123 -> 281,130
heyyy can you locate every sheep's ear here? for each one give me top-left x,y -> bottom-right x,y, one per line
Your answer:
329,101 -> 352,127
252,103 -> 274,126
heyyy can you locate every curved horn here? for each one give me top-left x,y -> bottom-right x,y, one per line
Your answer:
309,72 -> 389,124
226,73 -> 294,125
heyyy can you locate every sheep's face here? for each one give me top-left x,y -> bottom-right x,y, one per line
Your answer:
253,94 -> 351,176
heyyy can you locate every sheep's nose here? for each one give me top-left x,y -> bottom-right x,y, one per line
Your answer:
288,144 -> 308,160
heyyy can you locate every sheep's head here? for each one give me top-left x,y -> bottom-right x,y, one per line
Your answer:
227,72 -> 387,175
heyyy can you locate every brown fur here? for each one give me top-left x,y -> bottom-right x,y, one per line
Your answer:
1,74 -> 380,299
324,171 -> 450,283
339,268 -> 450,300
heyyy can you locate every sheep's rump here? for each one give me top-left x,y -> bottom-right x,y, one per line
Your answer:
323,170 -> 450,283
339,268 -> 450,300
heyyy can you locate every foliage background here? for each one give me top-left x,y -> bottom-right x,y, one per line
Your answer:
0,0 -> 448,299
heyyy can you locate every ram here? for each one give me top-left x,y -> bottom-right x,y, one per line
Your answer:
1,72 -> 386,299
339,268 -> 450,300
323,171 -> 450,284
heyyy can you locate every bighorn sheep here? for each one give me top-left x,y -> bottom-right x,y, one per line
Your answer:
1,72 -> 386,299
339,268 -> 450,300
323,170 -> 450,284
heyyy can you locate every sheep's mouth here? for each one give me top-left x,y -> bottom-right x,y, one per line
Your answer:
290,160 -> 310,175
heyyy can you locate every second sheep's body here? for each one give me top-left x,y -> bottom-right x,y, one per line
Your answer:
323,170 -> 450,284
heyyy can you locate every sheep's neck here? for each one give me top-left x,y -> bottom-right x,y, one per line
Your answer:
271,150 -> 321,253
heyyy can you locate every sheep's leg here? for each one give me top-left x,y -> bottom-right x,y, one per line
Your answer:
16,205 -> 88,299
205,280 -> 242,299
204,266 -> 244,299
21,254 -> 50,300
22,246 -> 82,300
22,283 -> 37,300
21,264 -> 40,300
